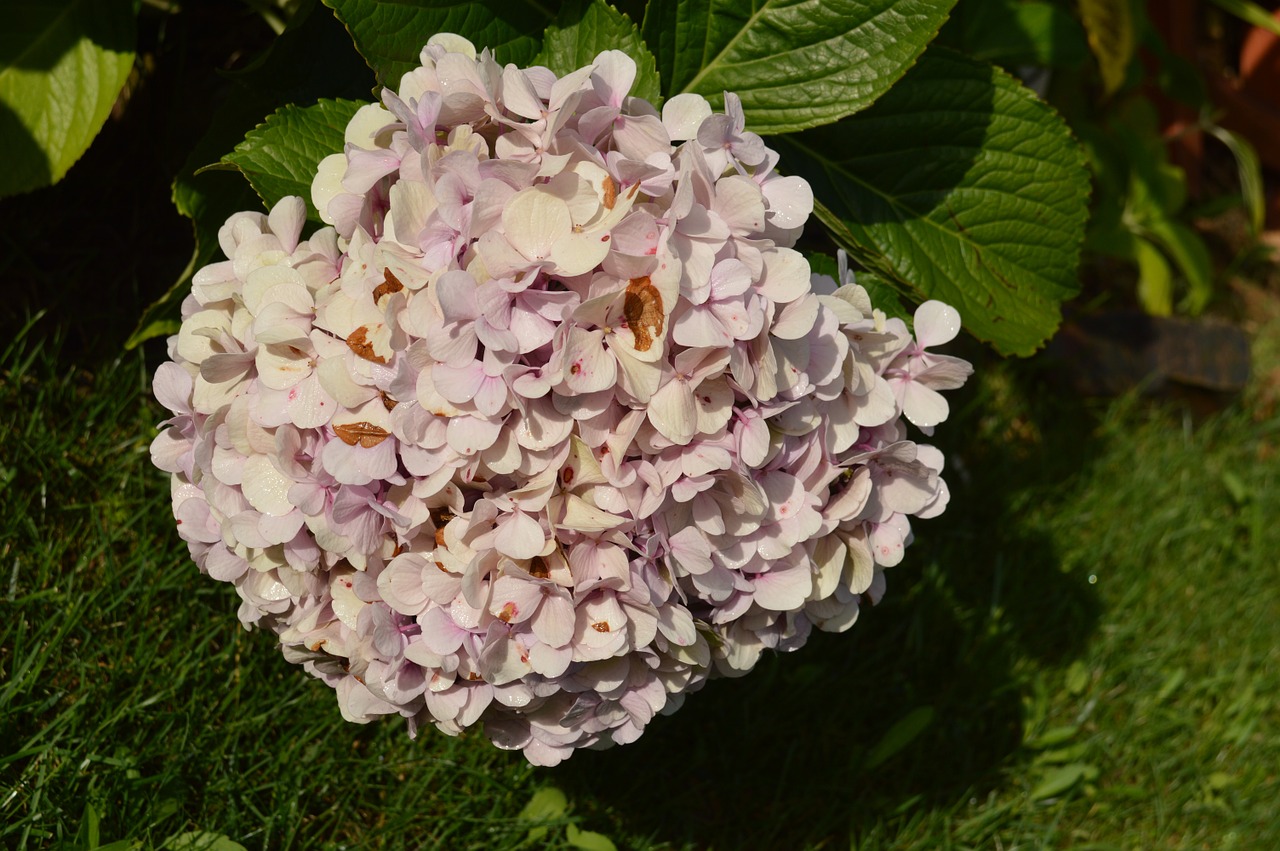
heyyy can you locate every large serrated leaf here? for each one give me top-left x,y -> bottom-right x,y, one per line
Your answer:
642,0 -> 956,134
322,0 -> 551,89
0,0 -> 135,197
774,48 -> 1090,356
535,0 -> 661,105
220,98 -> 364,220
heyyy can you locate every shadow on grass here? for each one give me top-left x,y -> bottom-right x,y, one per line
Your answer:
553,351 -> 1105,849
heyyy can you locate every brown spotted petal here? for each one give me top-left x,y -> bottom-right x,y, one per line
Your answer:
347,325 -> 388,364
333,421 -> 391,448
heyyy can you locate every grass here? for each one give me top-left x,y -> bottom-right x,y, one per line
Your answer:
2,306 -> 1278,849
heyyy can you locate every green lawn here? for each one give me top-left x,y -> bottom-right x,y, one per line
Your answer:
2,311 -> 1277,850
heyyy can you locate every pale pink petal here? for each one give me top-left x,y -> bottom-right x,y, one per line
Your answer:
152,363 -> 193,414
531,592 -> 574,648
752,561 -> 813,611
494,510 -> 544,560
490,576 -> 543,625
419,606 -> 466,654
432,362 -> 485,404
563,328 -> 617,393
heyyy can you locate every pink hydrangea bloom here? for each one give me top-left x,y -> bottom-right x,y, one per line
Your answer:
151,34 -> 972,766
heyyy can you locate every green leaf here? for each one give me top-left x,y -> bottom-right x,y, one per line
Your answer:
1143,218 -> 1212,315
1205,123 -> 1265,235
1030,762 -> 1089,800
1155,667 -> 1187,701
939,0 -> 1089,68
73,801 -> 100,850
775,48 -> 1090,356
167,832 -> 247,851
221,98 -> 364,220
0,0 -> 136,197
519,786 -> 569,821
1066,660 -> 1090,695
863,706 -> 935,771
643,0 -> 957,134
566,823 -> 619,851
1133,236 -> 1173,316
1026,725 -> 1081,750
1207,0 -> 1280,37
321,0 -> 551,89
1079,0 -> 1137,96
1221,470 -> 1250,505
518,787 -> 569,842
535,0 -> 660,104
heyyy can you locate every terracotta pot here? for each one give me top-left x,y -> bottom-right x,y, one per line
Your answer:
1239,9 -> 1280,92
1216,8 -> 1280,173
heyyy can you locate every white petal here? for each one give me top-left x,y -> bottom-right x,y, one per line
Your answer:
662,93 -> 712,141
902,380 -> 950,429
503,189 -> 571,263
427,32 -> 477,58
331,572 -> 368,630
756,247 -> 811,304
647,376 -> 695,445
311,154 -> 348,226
345,103 -> 394,146
494,511 -> 544,560
914,300 -> 961,348
714,175 -> 766,234
563,328 -> 617,393
771,293 -> 820,340
558,493 -> 627,533
762,175 -> 814,230
241,455 -> 295,516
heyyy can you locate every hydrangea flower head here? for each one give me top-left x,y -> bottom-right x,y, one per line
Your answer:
152,35 -> 972,765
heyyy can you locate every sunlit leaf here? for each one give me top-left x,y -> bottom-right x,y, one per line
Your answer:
220,98 -> 363,219
1143,218 -> 1212,315
566,823 -> 619,851
776,48 -> 1090,355
535,0 -> 660,104
1079,0 -> 1137,96
0,0 -> 136,197
643,0 -> 956,134
1030,762 -> 1090,800
518,787 -> 569,842
1133,236 -> 1173,316
168,832 -> 247,851
1205,123 -> 1265,235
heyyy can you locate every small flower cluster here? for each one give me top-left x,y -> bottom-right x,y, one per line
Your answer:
151,35 -> 972,765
